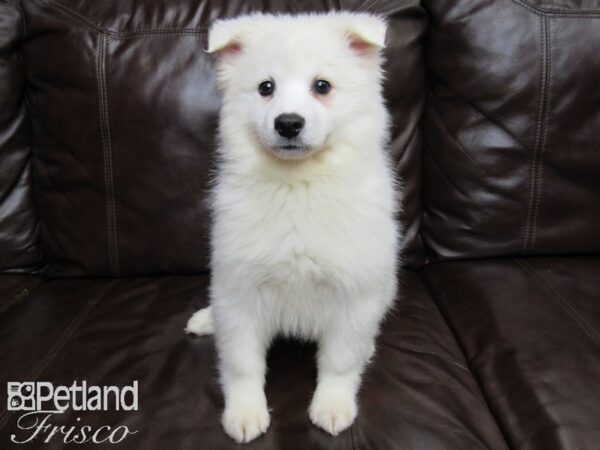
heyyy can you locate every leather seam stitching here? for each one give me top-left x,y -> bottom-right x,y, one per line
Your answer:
523,18 -> 541,250
530,19 -> 552,248
51,1 -> 208,37
517,260 -> 600,346
511,0 -> 600,16
400,346 -> 470,372
524,16 -> 549,251
102,35 -> 120,274
44,0 -> 600,31
105,30 -> 207,40
96,33 -> 119,275
0,293 -> 100,432
0,278 -> 42,315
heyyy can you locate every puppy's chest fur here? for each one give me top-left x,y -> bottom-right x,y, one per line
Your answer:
212,173 -> 396,294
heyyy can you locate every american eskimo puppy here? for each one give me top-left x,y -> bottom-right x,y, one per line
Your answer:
186,12 -> 400,443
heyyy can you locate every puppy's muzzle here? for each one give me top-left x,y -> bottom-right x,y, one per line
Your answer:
274,113 -> 305,139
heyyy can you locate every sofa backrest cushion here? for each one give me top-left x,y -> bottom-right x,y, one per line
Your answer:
0,0 -> 41,273
20,0 -> 427,276
422,0 -> 600,262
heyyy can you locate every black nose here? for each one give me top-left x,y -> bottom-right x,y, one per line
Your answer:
274,113 -> 305,139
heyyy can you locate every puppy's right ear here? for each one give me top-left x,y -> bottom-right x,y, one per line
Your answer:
207,18 -> 249,58
346,14 -> 387,57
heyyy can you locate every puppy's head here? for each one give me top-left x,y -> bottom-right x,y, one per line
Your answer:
208,13 -> 387,162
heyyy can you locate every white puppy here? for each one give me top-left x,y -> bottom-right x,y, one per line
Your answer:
186,12 -> 400,444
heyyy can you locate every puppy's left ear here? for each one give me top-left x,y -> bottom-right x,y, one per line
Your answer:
345,14 -> 387,55
207,17 -> 251,58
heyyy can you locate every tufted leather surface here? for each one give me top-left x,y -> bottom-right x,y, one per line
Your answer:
0,271 -> 508,449
421,0 -> 600,263
0,0 -> 41,273
423,257 -> 600,450
1,1 -> 599,448
19,0 -> 427,276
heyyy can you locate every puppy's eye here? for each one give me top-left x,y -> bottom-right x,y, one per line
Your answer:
258,80 -> 275,96
313,79 -> 331,95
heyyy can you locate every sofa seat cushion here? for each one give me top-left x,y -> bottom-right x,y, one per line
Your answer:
423,257 -> 600,450
0,271 -> 506,449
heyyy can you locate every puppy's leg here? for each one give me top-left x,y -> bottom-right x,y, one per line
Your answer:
215,302 -> 270,444
309,301 -> 385,436
185,306 -> 214,335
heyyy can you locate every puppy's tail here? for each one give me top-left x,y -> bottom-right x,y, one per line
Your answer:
185,306 -> 214,336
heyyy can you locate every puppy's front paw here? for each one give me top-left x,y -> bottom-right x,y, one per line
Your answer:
309,388 -> 357,436
222,398 -> 270,443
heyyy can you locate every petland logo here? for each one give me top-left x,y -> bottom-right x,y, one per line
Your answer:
6,381 -> 139,445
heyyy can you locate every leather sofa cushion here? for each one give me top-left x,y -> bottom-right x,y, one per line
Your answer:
421,0 -> 600,262
0,271 -> 507,449
0,1 -> 41,273
19,0 -> 427,276
423,257 -> 600,449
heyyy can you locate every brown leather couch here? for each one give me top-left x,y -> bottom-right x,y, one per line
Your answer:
1,1 -> 599,448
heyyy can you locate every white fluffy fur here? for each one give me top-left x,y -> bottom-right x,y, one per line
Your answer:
186,12 -> 400,444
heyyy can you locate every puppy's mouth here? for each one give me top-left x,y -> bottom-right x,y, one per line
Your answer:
267,142 -> 315,161
277,144 -> 307,151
